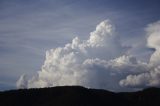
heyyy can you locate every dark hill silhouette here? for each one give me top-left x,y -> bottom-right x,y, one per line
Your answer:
0,86 -> 160,106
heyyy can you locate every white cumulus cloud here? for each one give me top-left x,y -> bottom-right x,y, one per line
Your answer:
120,20 -> 160,88
17,19 -> 160,91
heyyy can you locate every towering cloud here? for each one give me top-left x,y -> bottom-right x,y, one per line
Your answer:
147,21 -> 160,66
120,21 -> 160,88
17,20 -> 160,91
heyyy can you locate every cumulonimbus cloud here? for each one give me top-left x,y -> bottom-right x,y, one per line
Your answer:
17,19 -> 160,91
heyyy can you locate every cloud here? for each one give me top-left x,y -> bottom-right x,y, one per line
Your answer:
120,20 -> 160,88
16,74 -> 28,89
17,20 -> 160,91
147,21 -> 160,66
120,66 -> 160,87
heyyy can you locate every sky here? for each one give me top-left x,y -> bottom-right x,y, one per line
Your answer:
0,0 -> 160,91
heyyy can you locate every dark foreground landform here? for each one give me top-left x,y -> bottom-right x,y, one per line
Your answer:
0,86 -> 160,106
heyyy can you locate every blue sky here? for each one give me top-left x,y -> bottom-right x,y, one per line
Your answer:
0,0 -> 160,91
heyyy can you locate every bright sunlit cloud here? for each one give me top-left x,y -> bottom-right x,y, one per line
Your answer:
17,20 -> 160,91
